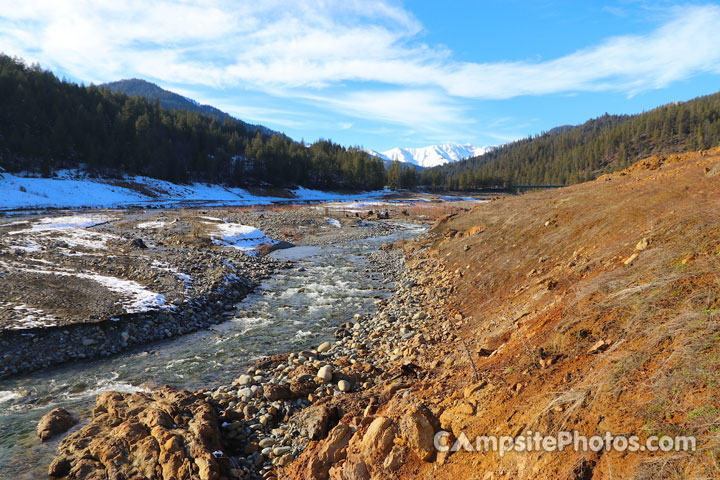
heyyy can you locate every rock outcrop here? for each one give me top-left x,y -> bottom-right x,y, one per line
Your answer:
49,387 -> 226,479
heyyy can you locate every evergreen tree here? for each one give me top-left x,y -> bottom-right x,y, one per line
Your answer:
0,54 -> 387,190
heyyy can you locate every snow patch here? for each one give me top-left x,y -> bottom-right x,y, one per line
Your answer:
137,220 -> 168,229
9,214 -> 113,232
2,263 -> 168,320
207,222 -> 276,254
85,273 -> 167,313
7,214 -> 119,251
151,261 -> 193,289
0,171 -> 388,210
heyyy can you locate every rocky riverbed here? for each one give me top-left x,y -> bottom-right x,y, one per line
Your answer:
0,206 -> 406,378
43,239 -> 453,479
0,197 -> 487,479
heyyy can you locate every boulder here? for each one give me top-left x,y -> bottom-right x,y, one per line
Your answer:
383,445 -> 406,472
361,416 -> 395,459
37,408 -> 77,441
342,458 -> 370,480
400,407 -> 437,462
128,238 -> 147,249
49,387 -> 225,480
48,456 -> 72,477
263,384 -> 293,401
290,404 -> 338,440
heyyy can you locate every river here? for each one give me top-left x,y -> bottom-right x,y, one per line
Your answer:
0,222 -> 426,478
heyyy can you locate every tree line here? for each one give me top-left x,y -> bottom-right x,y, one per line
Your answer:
386,160 -> 418,189
0,55 -> 386,190
421,92 -> 720,189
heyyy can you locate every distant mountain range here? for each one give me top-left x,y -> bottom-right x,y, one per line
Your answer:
103,79 -> 276,135
366,143 -> 492,168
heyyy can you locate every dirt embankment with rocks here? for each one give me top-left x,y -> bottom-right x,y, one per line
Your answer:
282,148 -> 720,480
40,148 -> 720,480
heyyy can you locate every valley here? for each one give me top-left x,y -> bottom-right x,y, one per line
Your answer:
3,148 -> 720,480
3,5 -> 720,478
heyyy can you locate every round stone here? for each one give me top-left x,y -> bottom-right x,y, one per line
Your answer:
316,365 -> 333,382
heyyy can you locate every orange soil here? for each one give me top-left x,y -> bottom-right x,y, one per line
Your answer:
289,147 -> 720,480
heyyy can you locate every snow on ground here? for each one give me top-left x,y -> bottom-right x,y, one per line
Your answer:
326,218 -> 342,228
137,220 -> 168,229
0,173 -> 148,209
207,221 -> 276,254
319,200 -> 398,213
82,272 -> 167,313
151,260 -> 193,289
290,187 -> 388,202
0,171 -> 387,210
9,214 -> 113,232
7,265 -> 167,320
0,257 -> 168,326
4,303 -> 59,329
6,214 -> 119,251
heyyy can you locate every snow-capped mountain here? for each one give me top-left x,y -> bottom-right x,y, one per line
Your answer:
366,143 -> 492,168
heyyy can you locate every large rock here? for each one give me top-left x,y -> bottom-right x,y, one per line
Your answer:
264,379 -> 318,401
290,404 -> 339,440
400,407 -> 437,461
317,365 -> 333,382
37,407 -> 77,441
48,456 -> 72,477
342,458 -> 370,480
383,445 -> 406,472
304,423 -> 355,479
360,416 -> 396,459
263,384 -> 294,401
50,387 -> 225,480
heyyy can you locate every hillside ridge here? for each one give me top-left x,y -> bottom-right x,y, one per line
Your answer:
422,92 -> 720,188
103,78 -> 276,135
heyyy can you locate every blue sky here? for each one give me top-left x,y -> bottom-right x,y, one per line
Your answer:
2,1 -> 720,152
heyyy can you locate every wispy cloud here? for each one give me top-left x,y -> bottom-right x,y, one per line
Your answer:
2,1 -> 720,138
301,89 -> 473,132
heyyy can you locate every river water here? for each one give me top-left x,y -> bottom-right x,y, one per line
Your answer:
0,222 -> 426,478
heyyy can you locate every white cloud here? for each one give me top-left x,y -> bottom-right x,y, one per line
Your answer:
2,1 -> 720,134
436,5 -> 720,99
303,89 -> 472,132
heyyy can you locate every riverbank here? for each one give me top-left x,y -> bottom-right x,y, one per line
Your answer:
44,232 -> 441,479
0,206 -> 415,378
22,149 -> 720,480
0,201 -> 449,479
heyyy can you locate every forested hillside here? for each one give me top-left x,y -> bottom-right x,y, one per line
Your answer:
422,92 -> 720,189
103,79 -> 275,136
0,55 -> 386,190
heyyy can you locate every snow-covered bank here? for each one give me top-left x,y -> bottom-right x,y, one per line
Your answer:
205,220 -> 277,254
0,171 -> 388,211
